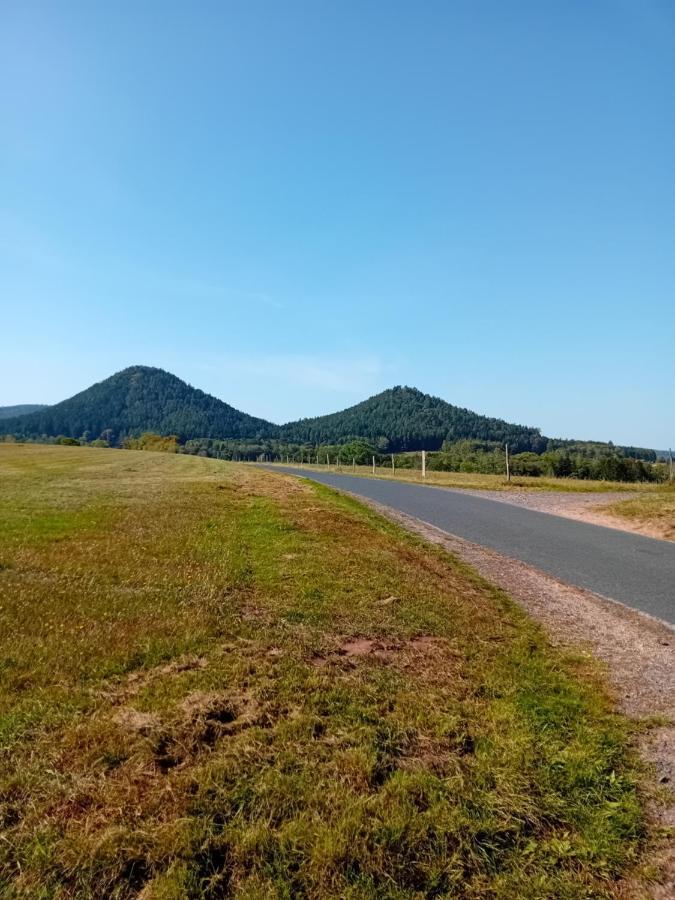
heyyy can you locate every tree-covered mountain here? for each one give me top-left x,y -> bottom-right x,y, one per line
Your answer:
0,404 -> 47,419
280,386 -> 545,452
0,366 -> 276,444
0,368 -> 657,462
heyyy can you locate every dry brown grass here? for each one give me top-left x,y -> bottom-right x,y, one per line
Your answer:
605,486 -> 675,541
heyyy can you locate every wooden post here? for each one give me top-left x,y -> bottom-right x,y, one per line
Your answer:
372,455 -> 376,474
422,449 -> 426,479
326,453 -> 330,467
505,443 -> 511,482
352,456 -> 356,472
391,453 -> 395,474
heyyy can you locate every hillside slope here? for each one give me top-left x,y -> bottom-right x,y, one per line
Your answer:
0,404 -> 47,419
0,366 -> 276,443
281,385 -> 544,452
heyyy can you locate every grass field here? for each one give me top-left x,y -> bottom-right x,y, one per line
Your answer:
0,445 -> 652,897
269,461 -> 659,494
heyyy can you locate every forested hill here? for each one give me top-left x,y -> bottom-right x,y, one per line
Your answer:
280,386 -> 544,452
2,371 -> 651,459
0,366 -> 277,443
0,404 -> 47,419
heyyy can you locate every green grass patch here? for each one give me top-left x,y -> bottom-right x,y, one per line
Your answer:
0,445 -> 650,897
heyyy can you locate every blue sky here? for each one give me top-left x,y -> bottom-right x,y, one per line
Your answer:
2,1 -> 674,446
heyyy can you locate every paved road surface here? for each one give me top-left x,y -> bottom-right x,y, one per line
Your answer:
266,466 -> 675,625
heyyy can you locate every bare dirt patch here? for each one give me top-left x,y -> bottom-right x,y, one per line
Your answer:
148,691 -> 265,773
179,690 -> 262,731
340,637 -> 381,657
112,707 -> 161,736
312,634 -> 449,669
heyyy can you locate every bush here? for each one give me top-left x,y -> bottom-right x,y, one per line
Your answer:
123,433 -> 180,453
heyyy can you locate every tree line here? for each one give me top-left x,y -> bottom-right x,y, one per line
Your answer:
177,436 -> 668,483
4,430 -> 666,483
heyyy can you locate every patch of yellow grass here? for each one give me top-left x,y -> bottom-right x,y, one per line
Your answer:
605,485 -> 675,540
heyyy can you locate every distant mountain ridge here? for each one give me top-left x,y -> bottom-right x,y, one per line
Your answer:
0,366 -> 657,458
0,367 -> 544,451
0,366 -> 276,444
0,404 -> 47,419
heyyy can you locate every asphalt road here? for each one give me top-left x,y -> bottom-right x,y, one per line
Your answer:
267,466 -> 675,625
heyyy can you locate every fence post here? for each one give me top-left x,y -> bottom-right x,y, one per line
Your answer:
505,443 -> 511,482
391,453 -> 395,474
352,456 -> 356,472
422,449 -> 426,479
372,455 -> 376,475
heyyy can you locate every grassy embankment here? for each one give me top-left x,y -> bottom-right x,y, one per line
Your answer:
0,445 -> 652,897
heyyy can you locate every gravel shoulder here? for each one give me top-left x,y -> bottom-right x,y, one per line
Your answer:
455,488 -> 671,539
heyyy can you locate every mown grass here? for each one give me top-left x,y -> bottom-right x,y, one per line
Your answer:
270,461 -> 657,494
0,444 -> 650,897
